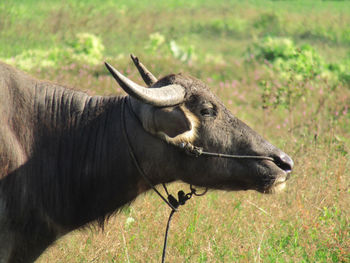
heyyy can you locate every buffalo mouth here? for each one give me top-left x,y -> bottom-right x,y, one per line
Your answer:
263,176 -> 288,193
255,159 -> 292,194
257,170 -> 291,194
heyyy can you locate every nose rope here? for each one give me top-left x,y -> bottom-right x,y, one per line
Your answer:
121,98 -> 208,263
179,142 -> 274,161
121,98 -> 178,211
121,97 -> 275,263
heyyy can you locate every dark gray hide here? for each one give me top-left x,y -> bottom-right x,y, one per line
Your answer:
0,60 -> 293,263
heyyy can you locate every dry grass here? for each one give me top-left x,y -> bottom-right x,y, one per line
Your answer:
37,153 -> 349,262
1,0 -> 349,262
36,65 -> 349,262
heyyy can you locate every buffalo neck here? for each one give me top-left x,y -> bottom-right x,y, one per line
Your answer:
30,84 -> 150,229
3,83 -> 173,233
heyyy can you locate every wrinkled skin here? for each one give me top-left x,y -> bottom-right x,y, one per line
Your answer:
0,61 -> 293,263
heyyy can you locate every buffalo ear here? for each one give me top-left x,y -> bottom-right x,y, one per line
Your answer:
153,107 -> 192,138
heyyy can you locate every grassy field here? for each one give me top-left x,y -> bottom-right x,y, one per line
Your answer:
1,0 -> 349,262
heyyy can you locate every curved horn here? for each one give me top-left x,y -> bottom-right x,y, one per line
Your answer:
105,62 -> 185,107
130,54 -> 158,86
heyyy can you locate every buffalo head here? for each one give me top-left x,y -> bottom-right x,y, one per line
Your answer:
105,56 -> 293,194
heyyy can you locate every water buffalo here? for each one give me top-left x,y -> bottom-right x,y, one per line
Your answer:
0,55 -> 293,263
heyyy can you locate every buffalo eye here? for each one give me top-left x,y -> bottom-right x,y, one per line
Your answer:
200,103 -> 217,117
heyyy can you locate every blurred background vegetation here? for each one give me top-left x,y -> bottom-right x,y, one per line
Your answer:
1,0 -> 349,262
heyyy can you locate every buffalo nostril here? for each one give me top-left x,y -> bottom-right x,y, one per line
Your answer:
274,153 -> 293,172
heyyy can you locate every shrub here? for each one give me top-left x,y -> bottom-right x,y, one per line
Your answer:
328,58 -> 350,84
2,33 -> 105,70
67,33 -> 105,66
144,32 -> 165,54
249,37 -> 297,61
169,40 -> 196,63
249,36 -> 350,85
248,37 -> 349,110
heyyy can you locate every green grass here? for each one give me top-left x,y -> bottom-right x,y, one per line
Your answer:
1,0 -> 349,262
2,0 -> 350,59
